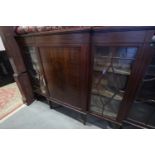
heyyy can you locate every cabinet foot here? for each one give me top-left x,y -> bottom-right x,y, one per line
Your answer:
119,125 -> 123,129
108,122 -> 122,129
47,100 -> 53,109
81,114 -> 87,125
49,102 -> 54,109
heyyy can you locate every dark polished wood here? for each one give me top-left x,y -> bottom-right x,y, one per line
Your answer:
92,30 -> 147,44
35,33 -> 90,45
0,27 -> 26,73
14,26 -> 155,127
13,72 -> 34,104
0,26 -> 34,105
92,26 -> 155,32
39,45 -> 89,111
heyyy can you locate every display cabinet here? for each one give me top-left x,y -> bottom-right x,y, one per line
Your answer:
15,27 -> 155,128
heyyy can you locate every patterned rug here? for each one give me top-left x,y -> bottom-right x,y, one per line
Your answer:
0,82 -> 23,120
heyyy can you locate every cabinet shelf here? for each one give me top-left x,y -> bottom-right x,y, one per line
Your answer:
90,93 -> 120,118
90,107 -> 117,119
145,73 -> 155,77
92,89 -> 123,101
94,66 -> 130,75
95,56 -> 135,61
136,98 -> 155,105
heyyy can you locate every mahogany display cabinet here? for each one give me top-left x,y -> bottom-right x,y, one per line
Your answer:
15,27 -> 155,128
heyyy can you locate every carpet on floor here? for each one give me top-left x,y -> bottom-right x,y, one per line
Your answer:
0,82 -> 23,120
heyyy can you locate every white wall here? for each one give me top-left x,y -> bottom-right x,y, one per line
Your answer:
0,36 -> 5,51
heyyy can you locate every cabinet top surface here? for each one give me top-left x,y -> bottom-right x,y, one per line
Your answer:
15,26 -> 155,38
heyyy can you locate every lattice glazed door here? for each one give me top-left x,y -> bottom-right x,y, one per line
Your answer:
127,53 -> 155,127
23,46 -> 48,96
90,46 -> 138,120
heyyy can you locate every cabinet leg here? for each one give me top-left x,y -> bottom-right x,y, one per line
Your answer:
119,124 -> 123,129
108,122 -> 122,129
47,100 -> 53,109
81,114 -> 87,125
49,102 -> 54,109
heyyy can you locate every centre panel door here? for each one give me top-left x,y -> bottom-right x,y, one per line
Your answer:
39,46 -> 88,111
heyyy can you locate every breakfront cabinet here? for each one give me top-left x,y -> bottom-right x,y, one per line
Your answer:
16,27 -> 155,128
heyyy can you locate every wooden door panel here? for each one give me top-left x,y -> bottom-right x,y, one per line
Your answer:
39,46 -> 87,109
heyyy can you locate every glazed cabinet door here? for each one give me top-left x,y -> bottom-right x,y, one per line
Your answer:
89,30 -> 152,123
126,46 -> 155,128
39,46 -> 89,111
90,46 -> 138,120
22,46 -> 49,96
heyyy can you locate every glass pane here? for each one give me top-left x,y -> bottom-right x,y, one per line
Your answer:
96,47 -> 110,57
128,101 -> 154,123
24,47 -> 40,87
91,94 -> 120,118
90,47 -> 138,119
116,47 -> 137,59
127,54 -> 155,126
148,112 -> 155,126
